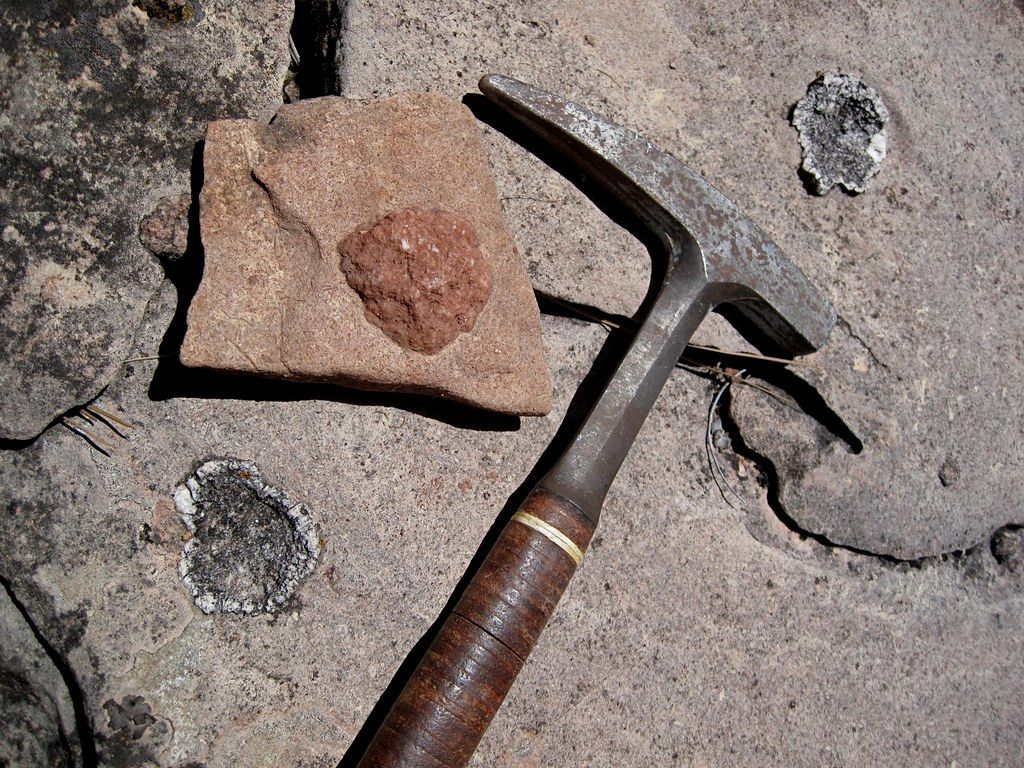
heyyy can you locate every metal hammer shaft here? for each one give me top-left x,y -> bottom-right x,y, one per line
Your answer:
355,76 -> 834,768
540,267 -> 711,522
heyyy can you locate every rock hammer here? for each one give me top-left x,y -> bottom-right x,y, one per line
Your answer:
357,75 -> 836,767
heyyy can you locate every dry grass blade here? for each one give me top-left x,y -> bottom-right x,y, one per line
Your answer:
540,292 -> 624,331
61,417 -> 115,455
60,403 -> 135,455
500,195 -> 562,205
685,342 -> 820,371
706,373 -> 743,508
85,405 -> 134,430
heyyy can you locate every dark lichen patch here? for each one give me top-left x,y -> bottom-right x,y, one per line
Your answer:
104,695 -> 155,741
174,459 -> 320,615
132,0 -> 197,23
991,526 -> 1023,573
99,694 -> 170,768
791,72 -> 889,195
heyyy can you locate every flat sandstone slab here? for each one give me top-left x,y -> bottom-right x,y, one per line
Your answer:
181,94 -> 551,415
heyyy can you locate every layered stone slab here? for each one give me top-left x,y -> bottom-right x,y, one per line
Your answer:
181,93 -> 551,416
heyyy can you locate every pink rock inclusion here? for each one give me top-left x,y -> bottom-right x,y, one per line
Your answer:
339,207 -> 493,354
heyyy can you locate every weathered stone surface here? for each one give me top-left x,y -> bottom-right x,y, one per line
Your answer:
139,194 -> 192,262
1,285 -> 1022,768
791,72 -> 889,194
334,1 -> 1024,559
0,2 -> 1022,767
339,207 -> 493,355
180,93 -> 551,415
0,0 -> 294,441
991,526 -> 1024,573
0,587 -> 81,768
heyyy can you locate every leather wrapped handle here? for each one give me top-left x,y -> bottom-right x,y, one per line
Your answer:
357,488 -> 597,768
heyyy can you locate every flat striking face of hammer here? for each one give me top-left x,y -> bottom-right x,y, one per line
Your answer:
479,75 -> 837,520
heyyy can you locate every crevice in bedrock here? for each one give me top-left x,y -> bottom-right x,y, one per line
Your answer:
836,314 -> 891,372
0,387 -> 116,455
717,384 -> 1023,578
1,573 -> 97,767
288,0 -> 351,100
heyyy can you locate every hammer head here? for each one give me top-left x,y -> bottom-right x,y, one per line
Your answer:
480,75 -> 836,355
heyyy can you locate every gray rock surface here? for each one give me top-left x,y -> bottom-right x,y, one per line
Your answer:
0,1 -> 1022,767
0,0 -> 294,440
2,290 -> 1023,767
0,587 -> 82,767
335,0 -> 1024,558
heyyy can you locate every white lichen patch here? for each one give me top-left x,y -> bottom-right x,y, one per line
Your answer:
174,459 -> 320,615
791,72 -> 890,195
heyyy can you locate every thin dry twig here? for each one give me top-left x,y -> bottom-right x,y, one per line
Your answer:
684,358 -> 798,409
685,342 -> 820,371
501,195 -> 562,205
706,371 -> 744,508
540,292 -> 626,332
595,68 -> 622,88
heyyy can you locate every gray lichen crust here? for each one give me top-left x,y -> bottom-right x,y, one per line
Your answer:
792,72 -> 890,195
0,0 -> 294,440
173,459 -> 320,615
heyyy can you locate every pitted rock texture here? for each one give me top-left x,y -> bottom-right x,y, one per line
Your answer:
791,72 -> 889,195
181,93 -> 551,415
174,459 -> 320,615
0,0 -> 294,440
991,526 -> 1024,573
104,694 -> 156,741
133,0 -> 195,23
139,193 -> 192,262
340,208 -> 493,354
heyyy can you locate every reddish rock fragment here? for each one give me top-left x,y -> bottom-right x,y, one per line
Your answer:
139,193 -> 191,261
180,93 -> 552,416
340,208 -> 492,354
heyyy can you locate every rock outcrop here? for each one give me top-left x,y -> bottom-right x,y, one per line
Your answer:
0,0 -> 295,440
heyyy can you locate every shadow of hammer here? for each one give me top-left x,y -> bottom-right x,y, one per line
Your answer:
355,74 -> 837,768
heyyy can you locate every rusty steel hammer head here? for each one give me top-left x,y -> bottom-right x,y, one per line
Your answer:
481,74 -> 835,354
480,75 -> 836,519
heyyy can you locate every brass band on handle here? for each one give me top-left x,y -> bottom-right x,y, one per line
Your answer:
511,510 -> 584,566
